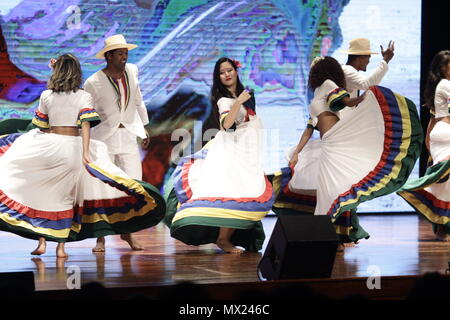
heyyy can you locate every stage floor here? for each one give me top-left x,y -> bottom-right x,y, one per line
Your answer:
0,214 -> 449,292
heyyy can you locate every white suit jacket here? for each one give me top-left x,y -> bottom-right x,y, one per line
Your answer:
83,63 -> 149,141
342,61 -> 388,98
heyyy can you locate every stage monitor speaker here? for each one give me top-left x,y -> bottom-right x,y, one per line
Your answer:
0,271 -> 35,296
258,215 -> 338,280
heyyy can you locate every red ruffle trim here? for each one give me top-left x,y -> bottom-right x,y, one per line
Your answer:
0,145 -> 11,156
327,86 -> 394,216
416,189 -> 450,209
0,189 -> 74,220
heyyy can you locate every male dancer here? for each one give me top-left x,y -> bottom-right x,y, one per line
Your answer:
338,38 -> 394,249
84,34 -> 150,252
341,38 -> 395,98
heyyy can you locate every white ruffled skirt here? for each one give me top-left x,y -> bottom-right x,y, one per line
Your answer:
0,129 -> 165,242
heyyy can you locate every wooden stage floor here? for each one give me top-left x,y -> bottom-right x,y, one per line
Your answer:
0,214 -> 449,294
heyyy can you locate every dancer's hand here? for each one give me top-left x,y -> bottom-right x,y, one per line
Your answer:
141,128 -> 150,149
355,91 -> 367,106
346,91 -> 366,108
381,41 -> 395,63
237,90 -> 252,105
289,153 -> 299,167
83,152 -> 91,165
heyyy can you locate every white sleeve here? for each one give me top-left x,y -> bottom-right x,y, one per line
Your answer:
322,80 -> 349,112
217,98 -> 234,115
32,91 -> 50,129
37,91 -> 49,114
435,80 -> 450,117
321,79 -> 339,93
80,92 -> 94,110
446,84 -> 450,107
438,81 -> 450,102
83,80 -> 97,108
217,98 -> 236,128
345,60 -> 388,90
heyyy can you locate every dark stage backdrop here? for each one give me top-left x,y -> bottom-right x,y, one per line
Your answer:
0,0 -> 422,213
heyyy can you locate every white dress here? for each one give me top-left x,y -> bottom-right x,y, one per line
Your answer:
271,117 -> 319,215
398,79 -> 450,234
164,97 -> 271,251
276,80 -> 422,243
0,89 -> 164,242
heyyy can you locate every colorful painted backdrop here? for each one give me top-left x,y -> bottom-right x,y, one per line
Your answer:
0,0 -> 421,212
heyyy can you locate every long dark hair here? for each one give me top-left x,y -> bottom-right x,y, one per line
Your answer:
424,50 -> 450,110
206,57 -> 246,130
308,56 -> 346,90
211,57 -> 245,105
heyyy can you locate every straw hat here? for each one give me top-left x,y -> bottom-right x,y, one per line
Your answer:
340,38 -> 378,55
95,34 -> 137,59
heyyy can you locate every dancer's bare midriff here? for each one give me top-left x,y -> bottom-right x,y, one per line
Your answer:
316,112 -> 339,138
49,126 -> 79,136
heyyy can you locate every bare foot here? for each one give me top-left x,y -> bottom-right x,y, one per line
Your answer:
56,243 -> 69,258
56,251 -> 69,258
31,238 -> 46,255
120,234 -> 144,250
435,226 -> 449,241
216,239 -> 244,254
343,242 -> 359,247
92,237 -> 106,252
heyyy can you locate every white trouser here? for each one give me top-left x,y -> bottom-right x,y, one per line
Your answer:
103,128 -> 142,180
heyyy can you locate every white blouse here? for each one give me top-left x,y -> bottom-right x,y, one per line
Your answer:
309,79 -> 349,121
434,79 -> 450,118
217,97 -> 249,128
32,89 -> 100,128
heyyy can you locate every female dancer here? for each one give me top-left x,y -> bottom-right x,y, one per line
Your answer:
0,54 -> 165,257
164,57 -> 273,253
288,56 -> 422,249
398,50 -> 450,241
270,117 -> 319,215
